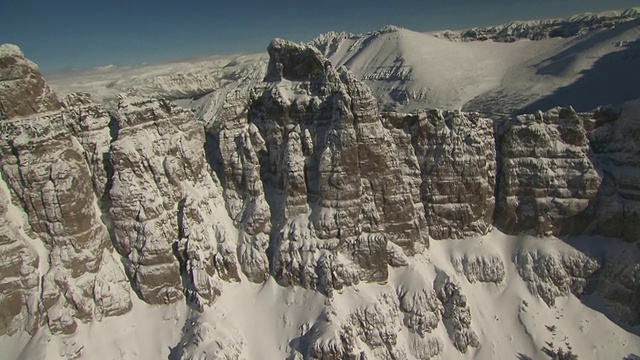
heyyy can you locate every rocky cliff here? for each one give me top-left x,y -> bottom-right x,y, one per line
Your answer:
0,44 -> 131,335
495,104 -> 640,243
1,39 -> 639,359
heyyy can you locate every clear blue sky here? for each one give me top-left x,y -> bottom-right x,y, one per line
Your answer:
1,0 -> 638,73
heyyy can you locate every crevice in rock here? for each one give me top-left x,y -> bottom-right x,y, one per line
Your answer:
204,132 -> 226,189
108,110 -> 120,142
492,119 -> 504,231
7,142 -> 27,199
99,112 -> 119,252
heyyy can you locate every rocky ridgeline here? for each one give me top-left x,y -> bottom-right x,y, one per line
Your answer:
0,39 -> 639,356
438,8 -> 640,42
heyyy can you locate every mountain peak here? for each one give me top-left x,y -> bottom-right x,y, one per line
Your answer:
265,38 -> 330,82
0,43 -> 24,59
378,25 -> 404,34
0,43 -> 60,120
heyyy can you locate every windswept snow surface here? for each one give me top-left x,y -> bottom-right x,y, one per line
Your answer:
312,26 -> 557,111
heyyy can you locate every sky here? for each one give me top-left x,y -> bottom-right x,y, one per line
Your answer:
1,0 -> 639,73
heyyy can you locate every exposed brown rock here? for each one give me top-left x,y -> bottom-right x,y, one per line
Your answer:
0,45 -> 131,334
0,44 -> 60,120
495,107 -> 602,235
234,39 -> 428,294
391,109 -> 496,239
110,95 -> 237,306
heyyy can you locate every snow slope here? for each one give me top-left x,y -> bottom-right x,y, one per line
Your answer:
312,26 -> 565,112
312,17 -> 640,116
1,231 -> 638,359
47,9 -> 640,120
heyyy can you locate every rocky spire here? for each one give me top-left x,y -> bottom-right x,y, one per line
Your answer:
0,44 -> 60,120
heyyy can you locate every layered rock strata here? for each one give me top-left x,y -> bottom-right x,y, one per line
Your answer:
0,45 -> 132,334
578,104 -> 640,243
495,107 -> 602,236
495,105 -> 640,244
109,95 -> 238,306
218,38 -> 431,294
387,110 -> 496,239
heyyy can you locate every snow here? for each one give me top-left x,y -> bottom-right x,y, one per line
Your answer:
45,11 -> 640,118
1,229 -> 637,359
423,232 -> 640,359
312,27 -> 567,111
312,17 -> 640,114
47,53 -> 267,105
0,44 -> 23,58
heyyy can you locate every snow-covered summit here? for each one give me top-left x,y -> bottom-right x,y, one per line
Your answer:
308,9 -> 640,115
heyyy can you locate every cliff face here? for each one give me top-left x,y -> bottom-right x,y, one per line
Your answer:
0,40 -> 639,356
0,44 -> 60,119
387,110 -> 496,239
216,38 -> 430,293
581,103 -> 640,242
0,46 -> 131,335
494,104 -> 640,243
108,95 -> 242,308
0,175 -> 39,336
495,107 -> 603,236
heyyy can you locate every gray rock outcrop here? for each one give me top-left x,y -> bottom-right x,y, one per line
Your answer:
387,110 -> 496,239
434,273 -> 479,353
495,107 -> 602,236
514,246 -> 599,306
0,46 -> 131,334
214,38 -> 430,294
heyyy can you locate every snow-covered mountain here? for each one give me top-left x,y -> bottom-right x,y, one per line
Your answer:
48,53 -> 267,105
440,7 -> 640,42
1,8 -> 640,360
311,10 -> 640,117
